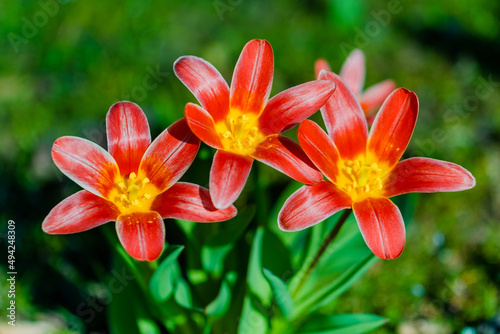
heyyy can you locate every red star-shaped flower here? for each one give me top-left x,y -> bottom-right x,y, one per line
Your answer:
174,39 -> 336,209
42,102 -> 237,261
279,73 -> 475,259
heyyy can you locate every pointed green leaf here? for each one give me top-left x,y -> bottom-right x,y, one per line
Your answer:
137,318 -> 161,334
108,266 -> 158,334
238,227 -> 272,333
205,272 -> 237,317
294,254 -> 377,316
263,268 -> 294,319
238,295 -> 270,334
149,246 -> 184,302
174,278 -> 193,309
297,313 -> 387,334
247,227 -> 271,303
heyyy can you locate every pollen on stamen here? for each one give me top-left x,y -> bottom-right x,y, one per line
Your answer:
336,158 -> 388,200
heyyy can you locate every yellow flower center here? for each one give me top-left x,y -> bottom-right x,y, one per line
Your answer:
109,172 -> 158,214
214,110 -> 266,156
335,157 -> 389,201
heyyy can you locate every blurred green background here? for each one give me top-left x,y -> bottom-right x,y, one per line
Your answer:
1,0 -> 499,333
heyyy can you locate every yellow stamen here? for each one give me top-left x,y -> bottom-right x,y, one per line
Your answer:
109,172 -> 158,215
214,109 -> 266,156
335,156 -> 389,201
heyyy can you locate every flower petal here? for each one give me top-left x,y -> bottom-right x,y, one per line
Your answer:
353,197 -> 405,260
139,118 -> 199,192
42,190 -> 118,234
368,88 -> 418,167
384,157 -> 476,197
52,136 -> 119,198
153,182 -> 237,221
230,39 -> 274,115
106,102 -> 151,176
259,80 -> 336,135
298,120 -> 340,182
116,211 -> 165,261
314,58 -> 331,79
209,150 -> 253,209
359,80 -> 396,116
340,49 -> 365,96
252,135 -> 322,184
278,181 -> 352,231
184,103 -> 223,149
318,71 -> 368,159
174,56 -> 230,122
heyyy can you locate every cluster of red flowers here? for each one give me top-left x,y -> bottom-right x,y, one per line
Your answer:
43,39 -> 475,261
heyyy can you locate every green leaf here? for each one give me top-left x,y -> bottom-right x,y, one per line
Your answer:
238,295 -> 270,334
137,318 -> 161,334
205,271 -> 237,317
108,275 -> 142,334
262,268 -> 293,319
247,227 -> 271,303
267,182 -> 309,268
108,265 -> 160,334
201,206 -> 255,275
297,313 -> 387,334
149,246 -> 184,302
174,278 -> 193,309
238,227 -> 271,333
294,253 -> 377,316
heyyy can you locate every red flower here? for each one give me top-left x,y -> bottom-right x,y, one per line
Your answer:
315,49 -> 395,124
174,39 -> 336,209
278,73 -> 475,259
42,102 -> 237,261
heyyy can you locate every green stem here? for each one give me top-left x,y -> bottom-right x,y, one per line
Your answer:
253,162 -> 269,224
292,209 -> 352,298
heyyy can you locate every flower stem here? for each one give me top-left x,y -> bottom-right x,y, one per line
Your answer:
253,162 -> 269,224
292,209 -> 352,298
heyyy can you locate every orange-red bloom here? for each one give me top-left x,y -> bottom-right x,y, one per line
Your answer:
42,102 -> 236,261
174,39 -> 336,209
315,49 -> 395,124
279,73 -> 475,259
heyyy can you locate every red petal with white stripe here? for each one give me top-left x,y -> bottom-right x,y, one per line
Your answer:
384,157 -> 476,197
174,56 -> 230,122
52,136 -> 119,198
106,102 -> 151,176
153,182 -> 237,221
230,39 -> 274,115
252,135 -> 322,184
139,118 -> 199,192
184,103 -> 223,149
116,211 -> 165,261
42,190 -> 119,234
340,49 -> 366,96
259,80 -> 336,135
368,88 -> 418,167
278,181 -> 352,231
318,71 -> 368,160
353,197 -> 405,260
209,150 -> 253,209
298,120 -> 340,182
